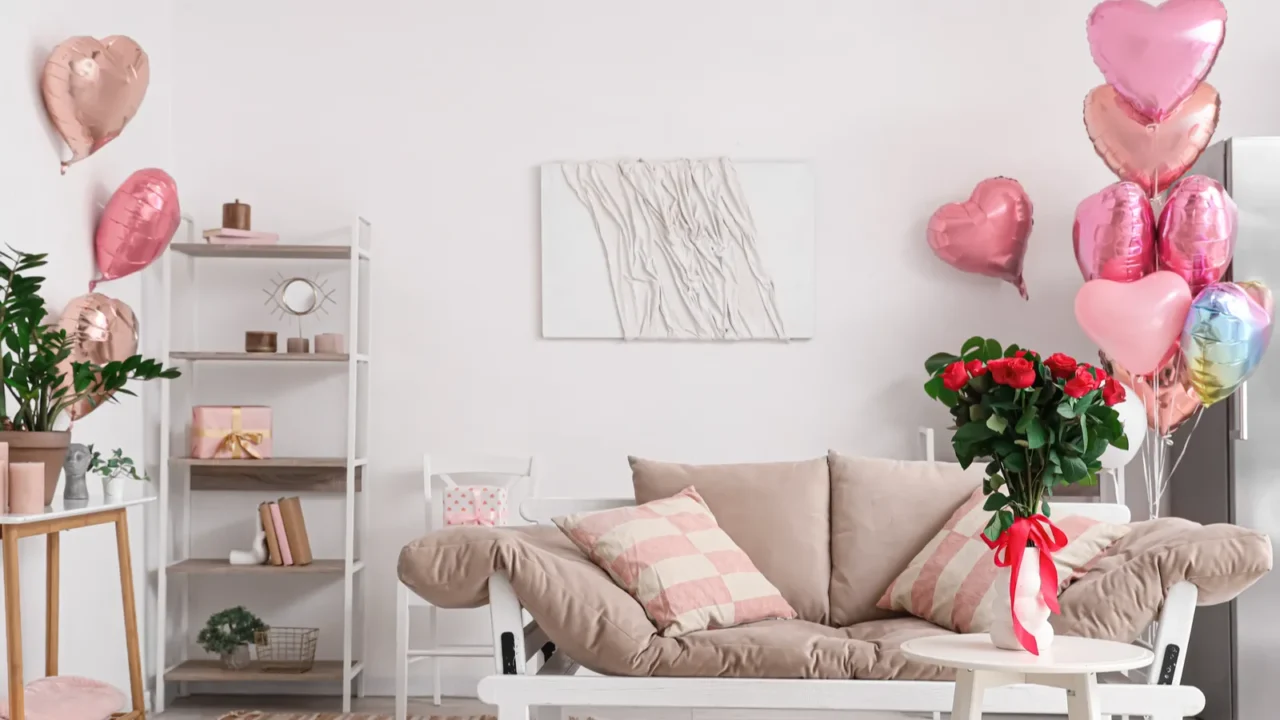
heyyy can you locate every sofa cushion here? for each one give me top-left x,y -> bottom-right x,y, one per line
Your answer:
553,486 -> 796,637
828,452 -> 984,626
878,486 -> 1130,632
398,524 -> 953,679
1054,517 -> 1272,641
631,456 -> 830,623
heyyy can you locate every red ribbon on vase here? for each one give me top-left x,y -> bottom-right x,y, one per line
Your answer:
982,514 -> 1068,655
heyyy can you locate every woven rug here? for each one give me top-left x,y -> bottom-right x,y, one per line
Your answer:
218,713 -> 494,720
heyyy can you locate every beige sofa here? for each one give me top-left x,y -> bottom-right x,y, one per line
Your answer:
398,453 -> 1271,716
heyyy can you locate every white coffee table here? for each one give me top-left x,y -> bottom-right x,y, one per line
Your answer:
901,633 -> 1153,720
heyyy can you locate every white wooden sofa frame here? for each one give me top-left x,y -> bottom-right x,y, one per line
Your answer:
474,497 -> 1205,720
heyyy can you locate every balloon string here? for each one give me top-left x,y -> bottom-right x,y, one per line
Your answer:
1164,407 -> 1206,488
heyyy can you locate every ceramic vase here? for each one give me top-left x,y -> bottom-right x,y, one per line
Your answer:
221,644 -> 251,670
102,474 -> 123,498
990,546 -> 1054,652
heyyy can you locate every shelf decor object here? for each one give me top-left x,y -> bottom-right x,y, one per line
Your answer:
157,217 -> 372,712
245,331 -> 278,353
191,405 -> 273,459
255,627 -> 319,673
223,199 -> 252,230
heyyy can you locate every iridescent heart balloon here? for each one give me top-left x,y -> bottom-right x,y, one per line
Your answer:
1182,283 -> 1273,406
1158,175 -> 1237,298
1073,181 -> 1155,283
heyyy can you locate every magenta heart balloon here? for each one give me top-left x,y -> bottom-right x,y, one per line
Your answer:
1158,175 -> 1237,298
1075,271 -> 1193,375
1087,0 -> 1227,123
926,177 -> 1033,300
1073,181 -> 1155,283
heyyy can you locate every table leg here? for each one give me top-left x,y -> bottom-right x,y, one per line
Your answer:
1065,673 -> 1100,720
952,669 -> 986,720
114,510 -> 145,716
4,529 -> 24,720
46,532 -> 59,677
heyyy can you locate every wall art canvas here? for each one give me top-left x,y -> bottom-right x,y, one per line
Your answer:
541,159 -> 815,340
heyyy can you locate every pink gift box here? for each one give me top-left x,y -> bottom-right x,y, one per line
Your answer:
444,485 -> 509,527
190,405 -> 273,459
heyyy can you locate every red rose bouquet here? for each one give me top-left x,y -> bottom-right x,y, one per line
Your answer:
924,337 -> 1130,653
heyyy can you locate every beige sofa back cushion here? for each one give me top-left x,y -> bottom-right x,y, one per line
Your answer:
828,452 -> 984,626
631,456 -> 831,623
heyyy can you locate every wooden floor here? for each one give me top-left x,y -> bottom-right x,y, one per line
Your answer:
155,695 -> 494,720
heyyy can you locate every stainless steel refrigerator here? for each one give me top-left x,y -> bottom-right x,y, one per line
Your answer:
1170,137 -> 1280,720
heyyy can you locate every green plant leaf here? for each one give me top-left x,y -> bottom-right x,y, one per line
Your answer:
1061,456 -> 1088,483
1041,500 -> 1051,517
954,421 -> 998,444
1003,452 -> 1027,472
1026,418 -> 1047,449
1003,343 -> 1021,358
1057,402 -> 1075,419
925,353 -> 960,375
982,513 -> 1004,542
981,339 -> 1003,361
983,492 -> 1009,511
985,414 -> 1008,433
961,336 -> 985,358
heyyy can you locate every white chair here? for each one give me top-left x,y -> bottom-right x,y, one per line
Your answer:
395,453 -> 538,719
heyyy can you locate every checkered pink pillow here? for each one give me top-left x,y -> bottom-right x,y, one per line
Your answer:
877,486 -> 1129,632
554,486 -> 797,637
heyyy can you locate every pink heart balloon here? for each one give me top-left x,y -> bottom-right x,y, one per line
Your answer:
926,177 -> 1033,300
94,168 -> 180,288
1086,0 -> 1227,123
1075,271 -> 1192,375
1083,82 -> 1219,197
1073,181 -> 1155,283
1158,175 -> 1237,298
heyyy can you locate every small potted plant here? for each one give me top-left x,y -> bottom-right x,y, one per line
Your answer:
197,606 -> 267,670
0,248 -> 180,504
87,445 -> 146,497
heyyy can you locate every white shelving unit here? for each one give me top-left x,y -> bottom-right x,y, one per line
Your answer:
155,218 -> 373,712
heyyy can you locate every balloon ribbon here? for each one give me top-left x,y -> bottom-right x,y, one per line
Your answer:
982,514 -> 1068,655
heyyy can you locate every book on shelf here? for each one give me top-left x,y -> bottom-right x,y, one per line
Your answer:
268,502 -> 293,566
259,502 -> 283,566
278,496 -> 313,566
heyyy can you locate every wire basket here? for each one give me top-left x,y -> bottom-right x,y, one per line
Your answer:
254,627 -> 318,673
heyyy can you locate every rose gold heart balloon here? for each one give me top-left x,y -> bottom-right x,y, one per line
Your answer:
1105,352 -> 1202,435
926,177 -> 1034,300
41,36 -> 150,174
55,293 -> 139,420
1084,82 -> 1219,197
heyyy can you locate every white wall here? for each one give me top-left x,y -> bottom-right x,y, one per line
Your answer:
0,0 -> 171,694
167,0 -> 1280,697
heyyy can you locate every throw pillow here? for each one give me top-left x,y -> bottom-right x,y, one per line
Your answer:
554,486 -> 797,637
877,486 -> 1130,633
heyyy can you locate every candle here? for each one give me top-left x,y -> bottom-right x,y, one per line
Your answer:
0,442 -> 8,513
9,462 -> 45,514
314,333 -> 344,354
222,199 -> 251,230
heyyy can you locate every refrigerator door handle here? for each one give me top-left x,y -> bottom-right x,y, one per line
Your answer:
1234,381 -> 1249,441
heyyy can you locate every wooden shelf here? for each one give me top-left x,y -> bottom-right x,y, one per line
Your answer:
171,351 -> 352,363
172,458 -> 365,493
165,659 -> 358,682
168,558 -> 363,575
170,243 -> 354,260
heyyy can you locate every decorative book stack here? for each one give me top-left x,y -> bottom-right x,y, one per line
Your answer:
258,496 -> 314,566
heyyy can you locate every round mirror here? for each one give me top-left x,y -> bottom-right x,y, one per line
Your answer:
280,278 -> 319,315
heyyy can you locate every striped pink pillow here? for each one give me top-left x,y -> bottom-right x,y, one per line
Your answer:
554,486 -> 797,637
877,486 -> 1129,632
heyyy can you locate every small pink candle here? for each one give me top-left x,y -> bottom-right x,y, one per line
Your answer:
9,462 -> 45,514
0,442 -> 8,513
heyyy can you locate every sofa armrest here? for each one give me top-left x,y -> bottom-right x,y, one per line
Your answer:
1054,518 -> 1271,643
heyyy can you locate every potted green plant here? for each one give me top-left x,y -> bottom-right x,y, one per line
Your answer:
87,445 -> 146,497
0,248 -> 179,505
197,606 -> 266,670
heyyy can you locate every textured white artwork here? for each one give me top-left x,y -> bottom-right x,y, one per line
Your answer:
541,159 -> 814,340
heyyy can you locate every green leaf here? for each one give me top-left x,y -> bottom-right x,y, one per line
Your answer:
1026,418 -> 1047,449
988,473 -> 1006,492
985,414 -> 1008,433
981,339 -> 1003,361
984,460 -> 1002,477
1061,456 -> 1088,483
1057,403 -> 1075,419
925,352 -> 960,375
1112,433 -> 1129,451
982,513 -> 1003,542
961,337 -> 985,358
1041,500 -> 1051,517
993,438 -> 1018,457
983,492 -> 1009,511
1003,343 -> 1021,358
1003,452 -> 1027,472
954,421 -> 998,444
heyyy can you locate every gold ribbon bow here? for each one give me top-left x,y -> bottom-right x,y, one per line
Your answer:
198,407 -> 270,459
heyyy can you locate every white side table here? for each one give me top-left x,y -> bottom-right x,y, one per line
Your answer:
901,634 -> 1153,720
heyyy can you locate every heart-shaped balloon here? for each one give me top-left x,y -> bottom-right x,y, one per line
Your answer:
1084,82 -> 1219,197
55,293 -> 139,420
94,168 -> 181,287
1086,0 -> 1227,123
40,36 -> 150,173
1239,280 -> 1274,318
1158,175 -> 1237,298
1076,271 -> 1193,375
1106,352 -> 1202,435
926,177 -> 1033,300
1073,181 -> 1155,283
1182,283 -> 1273,406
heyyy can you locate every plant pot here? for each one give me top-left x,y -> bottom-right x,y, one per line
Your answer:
990,546 -> 1054,652
220,644 -> 251,670
102,475 -> 123,498
0,431 -> 70,507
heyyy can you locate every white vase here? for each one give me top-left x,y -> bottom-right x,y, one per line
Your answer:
102,475 -> 123,498
990,546 -> 1054,652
